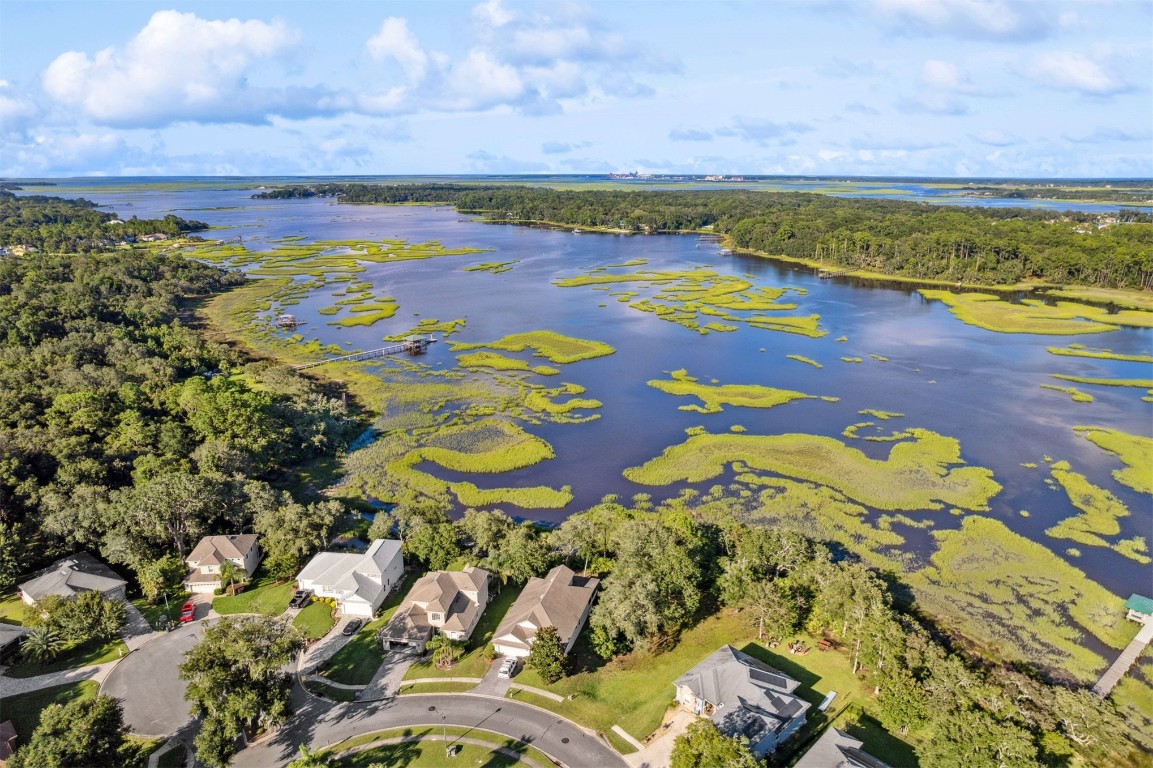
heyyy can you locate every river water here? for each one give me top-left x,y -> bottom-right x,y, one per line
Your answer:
22,181 -> 1153,600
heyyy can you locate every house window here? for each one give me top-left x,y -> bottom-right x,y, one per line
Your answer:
430,613 -> 441,623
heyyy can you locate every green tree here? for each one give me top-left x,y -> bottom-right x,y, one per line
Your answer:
426,634 -> 464,669
669,720 -> 758,768
254,497 -> 341,579
0,521 -> 23,591
526,625 -> 566,684
286,745 -> 333,768
20,625 -> 65,663
9,695 -> 130,768
404,521 -> 462,571
487,522 -> 551,583
588,520 -> 701,655
134,553 -> 187,603
740,579 -> 802,642
104,472 -> 221,563
31,591 -> 126,643
456,508 -> 514,556
180,616 -> 305,768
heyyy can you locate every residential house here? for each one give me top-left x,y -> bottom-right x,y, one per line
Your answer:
295,539 -> 403,618
184,534 -> 263,594
794,728 -> 893,768
18,552 -> 127,606
0,624 -> 27,665
492,565 -> 598,658
380,566 -> 490,653
674,645 -> 810,757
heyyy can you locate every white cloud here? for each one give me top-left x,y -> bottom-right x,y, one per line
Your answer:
367,18 -> 429,81
0,81 -> 41,136
360,0 -> 667,118
40,10 -> 347,127
922,60 -> 970,92
1025,51 -> 1130,96
872,0 -> 1054,41
669,129 -> 713,142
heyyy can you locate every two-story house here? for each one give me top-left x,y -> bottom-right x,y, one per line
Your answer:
380,566 -> 490,653
295,539 -> 403,617
184,534 -> 263,594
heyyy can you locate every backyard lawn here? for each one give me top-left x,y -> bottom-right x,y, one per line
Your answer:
212,570 -> 294,616
402,581 -> 522,682
505,609 -> 920,763
0,680 -> 98,740
293,600 -> 337,639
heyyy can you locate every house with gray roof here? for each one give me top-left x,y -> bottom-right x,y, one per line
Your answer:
794,728 -> 893,768
296,539 -> 403,618
380,566 -> 489,653
492,565 -> 598,658
18,552 -> 127,606
0,624 -> 27,664
185,534 -> 262,594
674,645 -> 810,757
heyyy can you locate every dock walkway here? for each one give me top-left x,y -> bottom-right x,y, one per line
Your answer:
1092,621 -> 1153,698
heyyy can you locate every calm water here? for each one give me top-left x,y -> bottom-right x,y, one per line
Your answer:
25,183 -> 1153,598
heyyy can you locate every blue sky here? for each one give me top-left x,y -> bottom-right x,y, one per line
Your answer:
1,0 -> 1150,177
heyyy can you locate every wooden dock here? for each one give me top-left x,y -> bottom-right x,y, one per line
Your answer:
1092,620 -> 1153,698
292,336 -> 436,370
818,267 -> 858,279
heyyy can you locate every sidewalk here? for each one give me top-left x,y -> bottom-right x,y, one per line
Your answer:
0,659 -> 120,698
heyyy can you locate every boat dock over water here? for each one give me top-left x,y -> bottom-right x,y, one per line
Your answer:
293,335 -> 436,370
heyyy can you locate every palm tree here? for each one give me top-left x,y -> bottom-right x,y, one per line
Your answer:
22,625 -> 65,664
426,634 -> 464,670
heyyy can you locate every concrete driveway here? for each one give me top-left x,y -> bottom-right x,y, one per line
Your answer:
233,692 -> 628,768
100,621 -> 206,737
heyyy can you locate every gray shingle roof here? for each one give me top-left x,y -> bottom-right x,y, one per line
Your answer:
492,565 -> 599,652
675,645 -> 810,744
18,552 -> 127,603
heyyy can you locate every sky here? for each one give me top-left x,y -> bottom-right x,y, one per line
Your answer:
0,0 -> 1150,178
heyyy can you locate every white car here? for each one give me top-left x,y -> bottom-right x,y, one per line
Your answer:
497,657 -> 518,679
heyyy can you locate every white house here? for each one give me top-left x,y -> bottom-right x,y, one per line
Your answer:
295,539 -> 403,618
380,566 -> 490,653
184,534 -> 262,594
492,565 -> 598,658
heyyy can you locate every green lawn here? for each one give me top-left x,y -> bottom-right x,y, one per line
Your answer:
293,601 -> 337,639
304,679 -> 360,702
130,595 -> 189,630
322,570 -> 424,685
212,571 -> 294,616
397,681 -> 477,694
0,592 -> 25,625
403,581 -> 522,681
5,634 -> 128,678
324,726 -> 552,768
0,680 -> 98,740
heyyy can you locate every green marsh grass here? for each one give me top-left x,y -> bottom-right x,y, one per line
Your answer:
1040,383 -> 1094,402
919,290 -> 1153,335
1074,426 -> 1153,494
625,428 -> 1001,512
647,369 -> 817,414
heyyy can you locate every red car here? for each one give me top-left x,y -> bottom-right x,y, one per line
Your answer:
179,600 -> 196,623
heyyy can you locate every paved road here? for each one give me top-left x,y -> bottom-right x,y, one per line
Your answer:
233,692 -> 628,768
101,621 -> 206,737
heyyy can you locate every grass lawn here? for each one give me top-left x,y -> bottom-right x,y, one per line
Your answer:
324,725 -> 552,768
293,601 -> 337,639
0,592 -> 25,625
835,708 -> 920,767
0,680 -> 98,739
505,610 -> 906,750
403,581 -> 522,682
5,634 -> 128,678
322,570 -> 423,685
212,571 -> 294,616
130,595 -> 188,630
304,679 -> 360,703
398,681 -> 477,694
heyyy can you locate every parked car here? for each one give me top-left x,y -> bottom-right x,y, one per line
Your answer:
497,657 -> 518,679
289,590 -> 312,609
342,618 -> 364,636
179,601 -> 196,623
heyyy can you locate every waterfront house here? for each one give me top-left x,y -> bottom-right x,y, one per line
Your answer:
380,566 -> 490,653
492,565 -> 598,658
295,539 -> 403,618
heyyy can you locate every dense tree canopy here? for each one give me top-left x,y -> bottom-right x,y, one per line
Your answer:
9,695 -> 132,768
256,182 -> 1153,289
